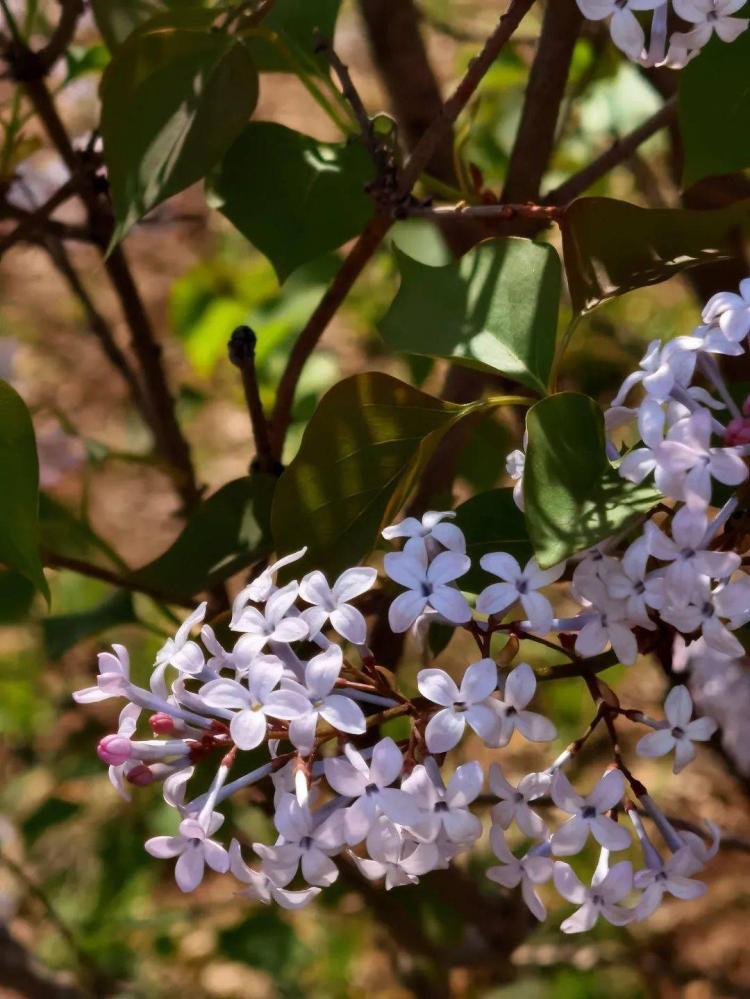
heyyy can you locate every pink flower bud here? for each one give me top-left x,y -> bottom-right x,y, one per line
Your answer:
723,416 -> 750,446
97,734 -> 132,766
126,764 -> 156,786
149,712 -> 176,735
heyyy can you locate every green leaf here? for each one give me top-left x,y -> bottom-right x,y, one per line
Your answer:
271,373 -> 491,577
0,381 -> 49,601
453,488 -> 532,592
211,122 -> 374,280
679,30 -> 750,187
246,0 -> 341,73
562,197 -> 750,315
40,494 -> 127,572
524,393 -> 659,568
0,570 -> 36,623
43,590 -> 136,660
379,239 -> 560,394
133,475 -> 275,600
91,0 -> 209,50
101,25 -> 258,241
22,798 -> 83,844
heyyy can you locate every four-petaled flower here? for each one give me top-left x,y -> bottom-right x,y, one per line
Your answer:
403,760 -> 483,844
553,857 -> 635,932
477,554 -> 564,635
385,538 -> 471,631
489,763 -> 550,838
634,847 -> 707,920
488,829 -> 553,921
382,510 -> 466,553
231,581 -> 310,656
418,658 -> 499,753
550,770 -> 631,855
636,685 -> 717,773
254,794 -> 344,887
282,645 -> 366,752
493,662 -> 557,746
299,566 -> 377,645
671,0 -> 749,50
145,813 -> 229,893
577,0 -> 663,59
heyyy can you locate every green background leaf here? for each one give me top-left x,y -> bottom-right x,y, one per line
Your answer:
679,30 -> 750,187
0,380 -> 49,600
246,0 -> 341,73
43,590 -> 137,660
453,487 -> 532,592
101,25 -> 258,240
562,197 -> 750,315
133,474 -> 275,600
379,238 -> 560,395
523,392 -> 659,567
271,373 -> 482,577
211,122 -> 374,280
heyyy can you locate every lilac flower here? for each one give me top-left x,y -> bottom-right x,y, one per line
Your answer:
323,738 -> 421,845
382,510 -> 466,553
476,554 -> 564,634
489,764 -> 550,838
506,446 -> 526,511
231,548 -> 307,612
73,643 -> 130,702
634,847 -> 707,919
384,538 -> 471,631
492,663 -> 557,746
550,770 -> 630,855
702,277 -> 750,344
610,338 -> 696,408
654,410 -> 746,509
145,813 -> 229,892
154,603 -> 207,676
228,839 -> 320,909
231,582 -> 309,656
299,566 -> 376,645
418,658 -> 500,753
282,645 -> 366,752
661,577 -> 750,658
671,0 -> 749,50
554,857 -> 635,932
604,538 -> 662,628
488,829 -> 553,921
350,816 -> 439,889
577,0 -> 664,59
574,583 -> 639,665
402,760 -> 483,844
636,685 -> 717,773
254,795 -> 343,887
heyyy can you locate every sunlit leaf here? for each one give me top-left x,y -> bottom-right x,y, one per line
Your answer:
562,197 -> 750,315
0,380 -> 49,601
211,122 -> 374,280
524,393 -> 659,567
101,24 -> 258,240
379,239 -> 560,394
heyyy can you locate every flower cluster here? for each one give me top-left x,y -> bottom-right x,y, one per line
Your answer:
73,279 -> 750,931
576,1 -> 748,67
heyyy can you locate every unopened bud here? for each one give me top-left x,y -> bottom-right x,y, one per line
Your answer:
149,712 -> 177,735
228,325 -> 257,366
126,764 -> 156,787
97,734 -> 132,766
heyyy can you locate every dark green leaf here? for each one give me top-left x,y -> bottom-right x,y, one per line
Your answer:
133,475 -> 275,600
679,30 -> 750,187
379,239 -> 560,394
0,380 -> 49,600
562,197 -> 750,315
524,393 -> 659,567
454,488 -> 532,592
0,570 -> 36,623
272,373 -> 486,577
211,122 -> 374,280
101,25 -> 258,240
40,494 -> 128,572
246,0 -> 341,73
91,0 -> 209,50
43,590 -> 136,660
22,797 -> 83,844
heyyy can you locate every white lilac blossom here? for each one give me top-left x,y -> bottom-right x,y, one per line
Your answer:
73,279 -> 750,930
636,685 -> 717,772
577,0 -> 663,60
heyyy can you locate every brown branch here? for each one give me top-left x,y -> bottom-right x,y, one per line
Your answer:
0,177 -> 78,255
0,928 -> 86,999
42,552 -> 194,608
406,202 -> 563,223
502,0 -> 583,203
546,96 -> 678,205
228,326 -> 278,475
36,0 -> 84,73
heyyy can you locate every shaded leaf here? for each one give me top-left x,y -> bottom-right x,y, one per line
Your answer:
133,475 -> 275,600
379,239 -> 560,394
679,32 -> 750,187
43,590 -> 136,660
246,0 -> 341,73
454,488 -> 532,592
40,494 -> 127,572
23,798 -> 83,843
101,24 -> 258,240
0,381 -> 49,600
524,393 -> 659,568
562,197 -> 750,315
91,0 -> 211,50
0,570 -> 36,623
211,122 -> 373,280
271,373 -> 487,577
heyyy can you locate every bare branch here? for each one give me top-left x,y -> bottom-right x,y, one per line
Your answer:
228,325 -> 278,475
42,551 -> 195,608
406,201 -> 563,223
0,178 -> 78,255
36,0 -> 84,73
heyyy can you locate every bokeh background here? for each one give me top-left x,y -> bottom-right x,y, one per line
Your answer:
1,2 -> 749,996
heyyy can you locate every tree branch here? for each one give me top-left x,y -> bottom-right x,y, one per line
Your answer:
228,326 -> 278,475
0,177 -> 78,255
42,552 -> 194,608
36,0 -> 84,73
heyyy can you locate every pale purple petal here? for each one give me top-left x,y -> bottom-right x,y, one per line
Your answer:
417,668 -> 460,707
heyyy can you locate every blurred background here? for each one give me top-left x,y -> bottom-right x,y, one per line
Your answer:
1,1 -> 749,996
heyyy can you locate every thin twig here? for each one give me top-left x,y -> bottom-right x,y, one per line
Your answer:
42,551 -> 195,608
228,326 -> 278,474
36,0 -> 83,73
0,177 -> 77,255
546,96 -> 678,205
405,202 -> 563,223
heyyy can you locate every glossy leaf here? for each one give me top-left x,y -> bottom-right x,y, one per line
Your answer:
562,197 -> 750,315
379,238 -> 560,395
43,590 -> 136,660
679,32 -> 750,187
454,488 -> 532,592
523,393 -> 659,568
246,0 -> 341,73
133,475 -> 275,600
211,122 -> 374,280
0,381 -> 49,600
271,373 -> 486,576
101,25 -> 258,240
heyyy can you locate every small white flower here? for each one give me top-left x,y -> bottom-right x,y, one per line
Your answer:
282,645 -> 366,752
418,658 -> 500,753
323,738 -> 421,845
402,760 -> 483,844
200,657 -> 310,750
228,839 -> 320,909
299,566 -> 377,645
506,445 -> 526,511
231,548 -> 307,615
145,813 -> 229,892
574,583 -> 639,665
671,0 -> 749,51
382,510 -> 466,553
636,685 -> 717,773
554,857 -> 635,932
477,553 -> 564,634
231,581 -> 310,655
73,643 -> 130,702
634,847 -> 707,919
384,537 -> 471,631
611,338 -> 696,408
487,829 -> 553,921
604,538 -> 661,629
155,603 -> 207,676
254,795 -> 343,887
662,576 -> 750,658
493,663 -> 557,746
577,0 -> 664,59
550,770 -> 631,855
489,763 -> 550,838
350,816 -> 439,890
702,277 -> 750,344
